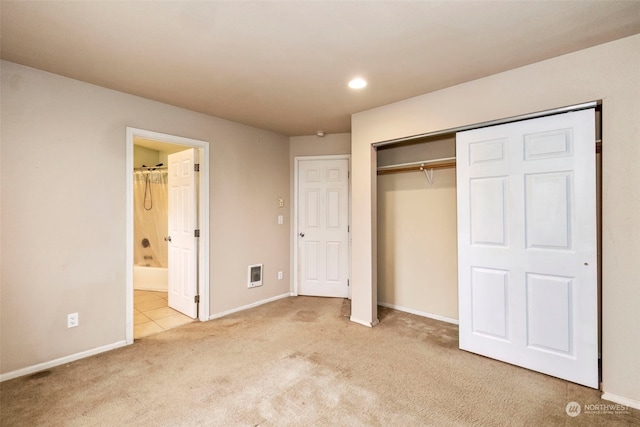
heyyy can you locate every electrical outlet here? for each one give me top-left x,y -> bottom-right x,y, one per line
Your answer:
278,215 -> 283,225
278,271 -> 283,280
67,313 -> 79,328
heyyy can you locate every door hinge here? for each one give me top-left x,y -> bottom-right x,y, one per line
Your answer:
348,225 -> 350,232
194,229 -> 200,238
194,163 -> 200,172
347,279 -> 350,287
194,295 -> 200,303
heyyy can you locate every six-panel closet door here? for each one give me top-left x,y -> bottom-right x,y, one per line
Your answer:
456,109 -> 598,388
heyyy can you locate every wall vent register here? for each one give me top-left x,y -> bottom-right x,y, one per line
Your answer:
248,264 -> 263,288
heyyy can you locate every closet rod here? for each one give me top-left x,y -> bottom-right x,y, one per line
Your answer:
377,137 -> 600,175
377,157 -> 456,175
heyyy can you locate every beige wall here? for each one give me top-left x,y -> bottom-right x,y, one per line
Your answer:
377,171 -> 458,320
352,35 -> 640,403
0,61 -> 290,374
289,133 -> 351,159
289,133 -> 351,291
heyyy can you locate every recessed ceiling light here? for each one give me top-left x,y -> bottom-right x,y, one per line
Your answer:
348,78 -> 367,89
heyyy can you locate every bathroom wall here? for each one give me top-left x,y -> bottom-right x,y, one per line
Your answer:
133,145 -> 160,168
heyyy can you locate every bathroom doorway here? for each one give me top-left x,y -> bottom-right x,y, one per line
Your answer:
125,128 -> 210,343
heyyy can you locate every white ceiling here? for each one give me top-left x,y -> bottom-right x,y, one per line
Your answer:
2,1 -> 639,137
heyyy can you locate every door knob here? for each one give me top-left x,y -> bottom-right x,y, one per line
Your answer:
299,233 -> 305,238
164,236 -> 172,242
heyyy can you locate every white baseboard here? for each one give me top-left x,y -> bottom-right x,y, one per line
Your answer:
208,293 -> 291,320
601,392 -> 640,410
0,340 -> 128,383
378,301 -> 459,325
349,316 -> 379,327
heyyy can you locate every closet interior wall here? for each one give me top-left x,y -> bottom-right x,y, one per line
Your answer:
376,135 -> 459,322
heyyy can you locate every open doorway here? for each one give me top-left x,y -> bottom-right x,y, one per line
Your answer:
125,128 -> 210,343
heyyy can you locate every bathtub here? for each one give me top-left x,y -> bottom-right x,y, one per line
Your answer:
134,266 -> 168,292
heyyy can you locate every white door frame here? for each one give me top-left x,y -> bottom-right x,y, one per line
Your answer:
293,155 -> 351,298
125,127 -> 210,344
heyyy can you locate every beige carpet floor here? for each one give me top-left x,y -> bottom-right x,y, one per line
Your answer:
1,296 -> 638,426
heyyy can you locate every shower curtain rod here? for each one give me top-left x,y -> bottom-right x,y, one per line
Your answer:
134,166 -> 168,171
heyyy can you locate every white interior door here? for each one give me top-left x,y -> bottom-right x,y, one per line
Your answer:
456,109 -> 598,388
298,158 -> 349,298
167,148 -> 198,318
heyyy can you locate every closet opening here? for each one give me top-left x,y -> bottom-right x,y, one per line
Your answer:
376,133 -> 459,324
374,102 -> 602,388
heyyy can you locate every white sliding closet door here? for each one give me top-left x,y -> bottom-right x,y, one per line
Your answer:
456,109 -> 598,388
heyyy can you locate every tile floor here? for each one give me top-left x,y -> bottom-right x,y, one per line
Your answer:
134,290 -> 194,339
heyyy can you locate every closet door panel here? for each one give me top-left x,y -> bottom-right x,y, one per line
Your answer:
457,109 -> 597,388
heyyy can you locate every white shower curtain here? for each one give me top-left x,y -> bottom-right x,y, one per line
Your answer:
133,171 -> 168,268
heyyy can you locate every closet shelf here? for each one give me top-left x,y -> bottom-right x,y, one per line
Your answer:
377,157 -> 456,175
